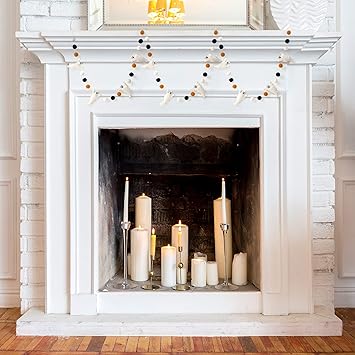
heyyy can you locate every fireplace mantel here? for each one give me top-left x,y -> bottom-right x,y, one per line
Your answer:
16,30 -> 342,336
18,30 -> 339,64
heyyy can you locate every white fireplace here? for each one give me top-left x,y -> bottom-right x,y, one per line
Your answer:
16,29 -> 342,336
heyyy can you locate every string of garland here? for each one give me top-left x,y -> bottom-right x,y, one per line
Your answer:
68,29 -> 293,106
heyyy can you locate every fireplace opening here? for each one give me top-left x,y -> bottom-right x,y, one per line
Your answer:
98,127 -> 260,292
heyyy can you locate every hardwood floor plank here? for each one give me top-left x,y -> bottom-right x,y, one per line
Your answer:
304,336 -> 325,352
330,336 -> 353,352
183,336 -> 194,352
137,336 -> 150,352
67,336 -> 84,352
287,336 -> 308,352
0,325 -> 14,348
28,352 -> 99,355
239,336 -> 258,352
271,336 -> 288,352
212,337 -> 224,352
76,336 -> 92,351
25,336 -> 44,351
313,336 -> 334,352
251,336 -> 267,352
220,336 -> 234,352
172,336 -> 184,352
101,336 -> 117,352
260,336 -> 277,352
113,336 -> 128,352
125,336 -> 139,352
201,336 -> 214,352
295,336 -> 317,352
149,336 -> 161,352
160,336 -> 172,352
228,336 -> 243,352
321,336 -> 344,352
278,336 -> 296,352
50,336 -> 71,351
0,352 -> 26,355
87,336 -> 106,352
33,336 -> 58,351
342,330 -> 355,351
192,337 -> 204,352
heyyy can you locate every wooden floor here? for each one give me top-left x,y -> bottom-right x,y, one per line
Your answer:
0,308 -> 354,354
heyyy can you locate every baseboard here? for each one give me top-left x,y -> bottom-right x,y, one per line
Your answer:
0,292 -> 20,308
335,287 -> 355,307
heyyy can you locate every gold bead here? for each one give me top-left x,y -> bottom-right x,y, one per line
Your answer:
85,84 -> 91,89
117,91 -> 122,96
264,91 -> 269,96
287,30 -> 292,35
232,84 -> 237,89
132,63 -> 137,68
73,52 -> 79,57
278,63 -> 284,68
214,30 -> 219,35
148,52 -> 153,57
140,29 -> 145,35
191,91 -> 196,96
159,84 -> 164,89
220,52 -> 225,57
205,63 -> 210,68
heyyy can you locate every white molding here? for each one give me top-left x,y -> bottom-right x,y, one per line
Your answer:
335,287 -> 355,308
16,31 -> 340,65
0,179 -> 17,280
0,290 -> 20,308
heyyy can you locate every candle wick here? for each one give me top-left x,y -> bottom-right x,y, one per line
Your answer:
178,219 -> 182,225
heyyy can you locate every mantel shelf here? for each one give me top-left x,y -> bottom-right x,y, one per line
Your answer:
17,30 -> 340,65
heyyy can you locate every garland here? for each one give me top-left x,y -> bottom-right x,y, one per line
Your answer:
68,29 -> 293,106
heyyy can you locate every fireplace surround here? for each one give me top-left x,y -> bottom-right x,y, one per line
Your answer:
16,29 -> 342,335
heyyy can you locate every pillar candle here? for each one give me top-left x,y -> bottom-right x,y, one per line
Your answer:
191,259 -> 207,287
130,226 -> 149,281
123,177 -> 129,222
171,220 -> 189,270
206,261 -> 219,286
176,267 -> 187,284
193,252 -> 207,262
213,197 -> 233,278
135,193 -> 152,270
232,252 -> 248,286
161,244 -> 176,287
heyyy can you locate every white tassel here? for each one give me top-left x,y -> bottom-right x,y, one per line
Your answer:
204,54 -> 222,63
194,82 -> 206,97
142,60 -> 156,69
131,54 -> 149,63
233,90 -> 247,106
160,91 -> 174,106
214,58 -> 230,69
278,51 -> 292,64
68,61 -> 83,70
120,81 -> 132,97
88,89 -> 100,105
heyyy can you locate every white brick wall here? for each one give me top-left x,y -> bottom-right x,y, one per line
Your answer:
19,0 -> 337,313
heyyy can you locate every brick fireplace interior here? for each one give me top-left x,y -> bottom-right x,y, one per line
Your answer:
98,128 -> 260,290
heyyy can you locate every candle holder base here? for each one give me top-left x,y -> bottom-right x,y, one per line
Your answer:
113,281 -> 137,290
141,284 -> 160,290
173,284 -> 191,291
215,281 -> 238,291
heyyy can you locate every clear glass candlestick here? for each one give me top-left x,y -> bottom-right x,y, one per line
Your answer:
173,246 -> 190,291
114,221 -> 137,290
142,255 -> 160,290
215,223 -> 238,291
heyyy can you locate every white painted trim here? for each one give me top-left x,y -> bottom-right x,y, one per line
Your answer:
0,291 -> 20,308
335,287 -> 355,308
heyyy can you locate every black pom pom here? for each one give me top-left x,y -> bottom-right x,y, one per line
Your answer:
257,96 -> 262,101
276,72 -> 281,77
129,72 -> 134,77
184,96 -> 189,100
146,44 -> 151,49
72,44 -> 77,49
138,39 -> 144,44
219,44 -> 224,49
212,39 -> 217,44
229,78 -> 234,82
111,96 -> 115,101
203,72 -> 208,77
285,39 -> 290,44
156,78 -> 161,82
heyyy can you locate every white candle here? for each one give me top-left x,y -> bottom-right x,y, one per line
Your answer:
206,261 -> 219,286
171,220 -> 189,270
232,252 -> 248,286
130,226 -> 149,281
176,267 -> 187,284
161,245 -> 177,287
221,178 -> 227,224
193,252 -> 207,262
150,228 -> 156,260
213,197 -> 233,278
191,258 -> 207,288
123,177 -> 129,222
135,193 -> 152,239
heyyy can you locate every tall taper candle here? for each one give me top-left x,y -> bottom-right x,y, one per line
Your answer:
135,193 -> 152,239
130,226 -> 149,281
213,197 -> 233,278
221,178 -> 227,224
171,220 -> 189,270
161,244 -> 176,287
123,177 -> 129,223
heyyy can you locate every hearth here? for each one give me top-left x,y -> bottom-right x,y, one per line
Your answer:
98,128 -> 260,290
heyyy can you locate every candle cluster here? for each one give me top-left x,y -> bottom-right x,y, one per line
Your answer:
122,177 -> 247,289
